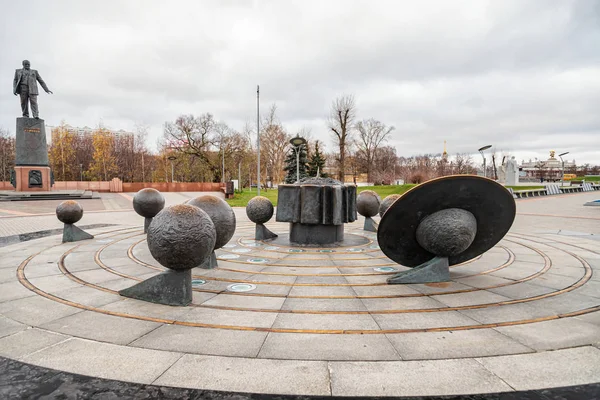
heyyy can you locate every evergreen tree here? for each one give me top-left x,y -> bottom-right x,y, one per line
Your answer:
308,142 -> 328,178
283,144 -> 309,183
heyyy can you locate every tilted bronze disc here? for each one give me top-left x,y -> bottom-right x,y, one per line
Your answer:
377,175 -> 516,267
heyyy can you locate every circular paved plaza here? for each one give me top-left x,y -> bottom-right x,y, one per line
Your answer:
0,191 -> 599,397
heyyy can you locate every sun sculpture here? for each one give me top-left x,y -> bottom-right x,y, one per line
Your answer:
119,204 -> 216,306
378,175 -> 516,284
186,195 -> 236,269
246,196 -> 277,240
276,177 -> 357,245
132,188 -> 165,233
56,200 -> 94,243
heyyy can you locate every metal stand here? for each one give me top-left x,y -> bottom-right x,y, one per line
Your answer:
387,256 -> 449,284
255,224 -> 277,240
62,224 -> 94,243
119,269 -> 192,306
199,251 -> 218,269
144,217 -> 152,233
364,216 -> 378,232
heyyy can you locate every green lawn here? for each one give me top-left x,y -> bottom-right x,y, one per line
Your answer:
357,185 -> 416,197
226,189 -> 278,207
582,176 -> 600,182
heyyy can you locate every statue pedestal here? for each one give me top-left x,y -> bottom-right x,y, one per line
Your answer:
13,117 -> 52,192
13,166 -> 52,191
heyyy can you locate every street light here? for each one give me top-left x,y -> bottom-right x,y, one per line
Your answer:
558,151 -> 569,186
478,145 -> 492,178
167,155 -> 177,183
289,136 -> 307,183
79,164 -> 83,182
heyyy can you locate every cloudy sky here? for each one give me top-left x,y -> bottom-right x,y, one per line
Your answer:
1,0 -> 599,165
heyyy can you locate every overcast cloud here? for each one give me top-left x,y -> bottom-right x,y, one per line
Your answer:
1,0 -> 599,165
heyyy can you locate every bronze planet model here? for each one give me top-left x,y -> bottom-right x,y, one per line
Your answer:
378,175 -> 516,284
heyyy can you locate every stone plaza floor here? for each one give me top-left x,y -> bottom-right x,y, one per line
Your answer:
0,191 -> 599,398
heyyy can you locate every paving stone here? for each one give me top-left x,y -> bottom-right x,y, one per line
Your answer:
530,273 -> 580,290
0,267 -> 17,283
22,338 -> 182,384
27,274 -> 83,292
455,275 -> 518,289
53,285 -> 122,307
258,332 -> 400,361
272,312 -> 381,331
154,354 -> 331,395
131,324 -> 268,357
352,284 -> 422,297
0,328 -> 67,359
100,298 -> 194,321
40,311 -> 162,345
409,281 -> 475,295
361,296 -> 448,312
476,346 -> 600,390
432,290 -> 513,307
488,264 -> 546,280
0,295 -> 83,326
575,310 -> 600,326
459,302 -> 554,324
294,276 -> 348,284
281,297 -> 367,312
372,310 -> 481,331
200,293 -> 285,310
329,358 -> 512,396
288,285 -> 358,297
487,282 -> 556,299
532,292 -> 600,314
0,281 -> 37,303
386,329 -> 534,360
177,307 -> 278,328
495,317 -> 600,350
0,315 -> 27,339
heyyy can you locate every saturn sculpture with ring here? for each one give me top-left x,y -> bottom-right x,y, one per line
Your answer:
377,175 -> 516,284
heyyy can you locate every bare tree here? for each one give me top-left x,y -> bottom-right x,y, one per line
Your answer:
453,153 -> 476,175
328,95 -> 356,182
163,114 -> 216,166
260,104 -> 290,185
0,128 -> 15,183
355,118 -> 395,183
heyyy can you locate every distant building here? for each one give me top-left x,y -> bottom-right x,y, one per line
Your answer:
519,150 -> 576,181
46,124 -> 133,140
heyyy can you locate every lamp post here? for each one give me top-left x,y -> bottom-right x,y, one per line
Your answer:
558,151 -> 569,186
167,155 -> 176,183
79,164 -> 83,181
289,136 -> 307,183
257,85 -> 260,195
478,145 -> 492,178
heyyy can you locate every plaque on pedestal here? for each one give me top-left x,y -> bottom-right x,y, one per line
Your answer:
15,117 -> 49,166
13,117 -> 52,191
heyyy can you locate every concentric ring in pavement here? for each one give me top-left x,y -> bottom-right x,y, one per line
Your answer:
1,209 -> 599,397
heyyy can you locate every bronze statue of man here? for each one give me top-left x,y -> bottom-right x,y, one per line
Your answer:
13,60 -> 52,119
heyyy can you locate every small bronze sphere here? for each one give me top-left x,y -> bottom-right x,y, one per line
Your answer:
56,200 -> 84,224
147,204 -> 216,270
186,195 -> 236,250
416,208 -> 477,257
246,196 -> 274,224
379,194 -> 401,217
133,188 -> 165,218
357,190 -> 381,218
